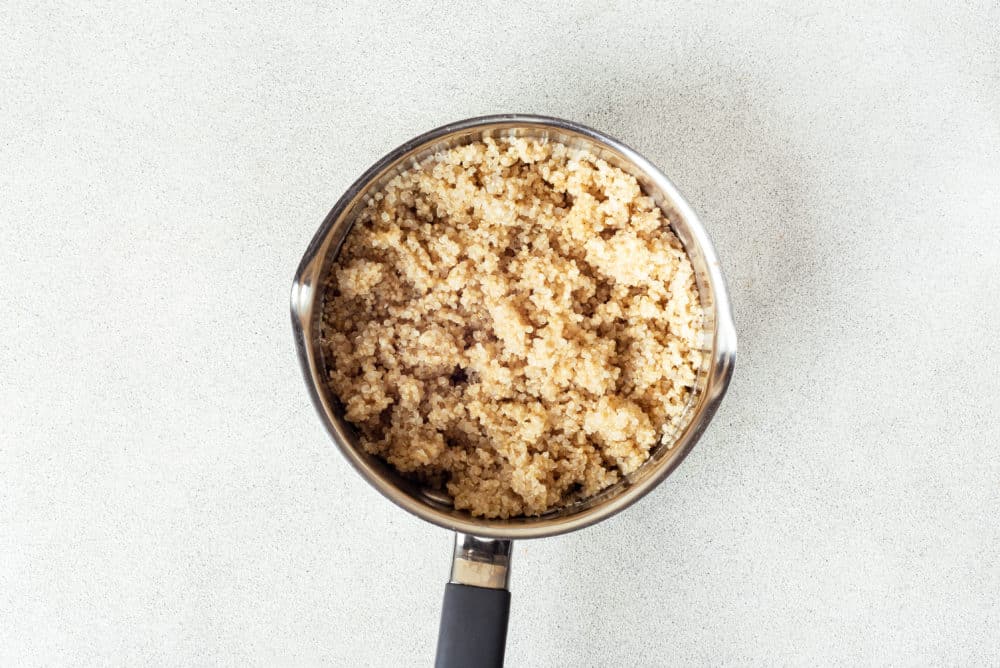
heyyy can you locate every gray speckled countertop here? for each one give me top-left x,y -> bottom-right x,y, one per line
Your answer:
2,2 -> 998,665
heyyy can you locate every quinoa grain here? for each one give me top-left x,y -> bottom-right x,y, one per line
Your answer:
322,137 -> 704,518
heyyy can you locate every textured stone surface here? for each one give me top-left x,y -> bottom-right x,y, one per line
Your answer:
2,2 -> 998,665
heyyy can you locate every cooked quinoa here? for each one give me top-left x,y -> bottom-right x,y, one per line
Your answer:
321,137 -> 704,518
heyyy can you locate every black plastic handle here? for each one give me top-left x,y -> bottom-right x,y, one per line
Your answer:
435,582 -> 511,668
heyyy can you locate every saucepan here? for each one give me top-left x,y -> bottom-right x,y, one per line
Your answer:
290,114 -> 737,667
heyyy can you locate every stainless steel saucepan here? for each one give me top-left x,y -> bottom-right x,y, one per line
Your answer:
290,114 -> 737,667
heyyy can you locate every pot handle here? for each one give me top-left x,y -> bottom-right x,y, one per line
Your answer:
434,533 -> 512,668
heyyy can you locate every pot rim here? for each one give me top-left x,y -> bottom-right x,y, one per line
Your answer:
290,114 -> 737,539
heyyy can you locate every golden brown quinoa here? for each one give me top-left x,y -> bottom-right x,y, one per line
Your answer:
321,137 -> 704,519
